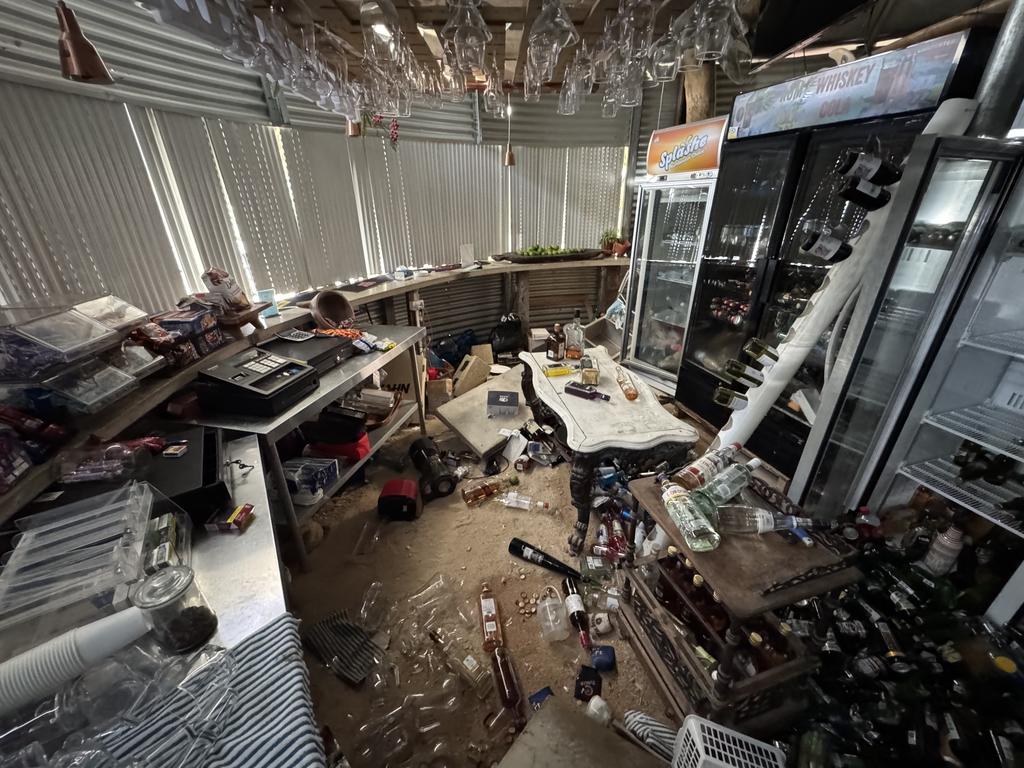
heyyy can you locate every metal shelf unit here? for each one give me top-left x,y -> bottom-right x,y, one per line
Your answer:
897,457 -> 1024,538
961,328 -> 1024,360
923,403 -> 1024,462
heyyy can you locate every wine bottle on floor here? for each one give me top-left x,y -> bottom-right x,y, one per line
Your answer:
508,537 -> 583,580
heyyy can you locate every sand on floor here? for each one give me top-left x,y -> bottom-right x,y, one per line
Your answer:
288,417 -> 674,766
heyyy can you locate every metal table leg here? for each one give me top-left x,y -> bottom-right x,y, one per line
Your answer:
261,433 -> 311,573
407,345 -> 427,435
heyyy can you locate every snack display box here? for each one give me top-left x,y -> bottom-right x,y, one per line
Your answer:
74,295 -> 149,333
43,359 -> 139,414
0,309 -> 119,380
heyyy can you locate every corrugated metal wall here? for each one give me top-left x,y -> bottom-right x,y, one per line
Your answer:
480,94 -> 633,146
420,274 -> 507,341
530,268 -> 602,328
0,0 -> 268,123
286,95 -> 482,144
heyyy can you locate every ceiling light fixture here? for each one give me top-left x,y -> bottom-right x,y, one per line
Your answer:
56,0 -> 113,84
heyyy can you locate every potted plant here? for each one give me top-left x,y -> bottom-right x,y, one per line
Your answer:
600,228 -> 631,257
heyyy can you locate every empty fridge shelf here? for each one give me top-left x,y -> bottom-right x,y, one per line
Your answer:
848,366 -> 899,408
897,457 -> 1024,538
924,403 -> 1024,462
961,328 -> 1024,360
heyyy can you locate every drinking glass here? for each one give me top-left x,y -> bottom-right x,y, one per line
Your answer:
695,2 -> 731,61
649,31 -> 680,82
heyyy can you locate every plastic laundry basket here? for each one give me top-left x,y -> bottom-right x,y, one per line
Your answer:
673,715 -> 786,768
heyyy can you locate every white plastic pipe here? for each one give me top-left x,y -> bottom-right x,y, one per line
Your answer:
0,606 -> 149,717
712,99 -> 979,452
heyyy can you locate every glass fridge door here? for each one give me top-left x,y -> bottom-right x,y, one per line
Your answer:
762,116 -> 926,427
625,181 -> 713,381
684,137 -> 798,379
799,148 -> 1007,516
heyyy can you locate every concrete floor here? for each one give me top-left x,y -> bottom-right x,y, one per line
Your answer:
289,417 -> 672,766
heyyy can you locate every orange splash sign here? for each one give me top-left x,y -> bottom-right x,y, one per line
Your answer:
646,115 -> 728,177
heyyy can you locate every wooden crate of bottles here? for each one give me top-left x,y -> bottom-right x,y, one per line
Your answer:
622,554 -> 817,733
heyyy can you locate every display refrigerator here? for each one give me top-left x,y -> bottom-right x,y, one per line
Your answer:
802,136 -> 1024,626
622,117 -> 728,390
674,30 -> 989,476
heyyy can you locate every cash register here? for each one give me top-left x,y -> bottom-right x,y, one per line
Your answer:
197,347 -> 319,416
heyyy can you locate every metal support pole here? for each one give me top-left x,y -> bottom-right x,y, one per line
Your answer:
261,434 -> 311,573
970,0 -> 1024,137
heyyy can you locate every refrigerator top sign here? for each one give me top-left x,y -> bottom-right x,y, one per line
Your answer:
646,115 -> 729,177
728,31 -> 967,139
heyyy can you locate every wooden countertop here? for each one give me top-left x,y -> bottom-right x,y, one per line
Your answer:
629,476 -> 861,619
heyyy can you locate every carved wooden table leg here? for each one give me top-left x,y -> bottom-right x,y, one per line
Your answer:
568,453 -> 596,555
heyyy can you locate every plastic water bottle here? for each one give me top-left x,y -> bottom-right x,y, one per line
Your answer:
660,482 -> 720,552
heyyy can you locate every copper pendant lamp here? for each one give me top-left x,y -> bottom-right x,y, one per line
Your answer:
503,94 -> 515,167
56,1 -> 114,84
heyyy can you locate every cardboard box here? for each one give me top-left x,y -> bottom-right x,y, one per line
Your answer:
452,355 -> 489,397
426,378 -> 453,413
470,343 -> 494,366
382,351 -> 427,399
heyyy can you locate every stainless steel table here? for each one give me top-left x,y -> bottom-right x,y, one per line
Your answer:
190,325 -> 427,570
192,435 -> 288,648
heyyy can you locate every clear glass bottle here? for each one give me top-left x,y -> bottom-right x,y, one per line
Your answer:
713,505 -> 814,535
660,482 -> 721,552
673,442 -> 741,490
429,627 -> 493,697
701,459 -> 762,505
498,490 -> 550,512
461,476 -> 518,506
614,366 -> 638,400
565,309 -> 584,360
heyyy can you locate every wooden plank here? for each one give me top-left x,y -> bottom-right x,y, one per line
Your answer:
629,475 -> 861,619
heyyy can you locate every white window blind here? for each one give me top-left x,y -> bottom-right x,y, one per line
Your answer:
206,119 -> 310,294
511,147 -> 570,249
396,140 -> 506,264
564,146 -> 629,248
352,135 -> 414,274
0,81 -> 187,310
279,129 -> 368,286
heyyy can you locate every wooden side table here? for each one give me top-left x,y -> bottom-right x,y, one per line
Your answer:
622,475 -> 862,732
518,347 -> 697,553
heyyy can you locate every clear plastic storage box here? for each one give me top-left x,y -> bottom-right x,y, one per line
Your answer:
43,359 -> 138,413
0,308 -> 119,380
74,295 -> 149,333
103,344 -> 168,379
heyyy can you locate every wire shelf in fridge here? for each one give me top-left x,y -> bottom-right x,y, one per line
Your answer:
961,328 -> 1024,360
924,403 -> 1024,463
897,457 -> 1024,538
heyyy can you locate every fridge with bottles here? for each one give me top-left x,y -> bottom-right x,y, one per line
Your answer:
675,31 -> 989,476
791,135 -> 1024,626
621,117 -> 728,390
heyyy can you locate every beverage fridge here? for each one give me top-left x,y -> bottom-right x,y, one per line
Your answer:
621,117 -> 728,391
674,31 -> 989,476
797,135 -> 1024,626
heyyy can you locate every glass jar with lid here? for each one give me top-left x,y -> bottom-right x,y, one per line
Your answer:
131,565 -> 217,653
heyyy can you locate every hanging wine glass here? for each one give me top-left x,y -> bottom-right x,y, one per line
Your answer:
695,0 -> 732,61
221,0 -> 259,65
574,41 -> 594,93
440,0 -> 492,73
649,30 -> 680,82
439,61 -> 467,102
600,90 -> 619,118
525,0 -> 578,85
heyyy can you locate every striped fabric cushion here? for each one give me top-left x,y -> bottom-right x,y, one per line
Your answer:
98,614 -> 324,768
302,610 -> 384,686
623,710 -> 678,763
